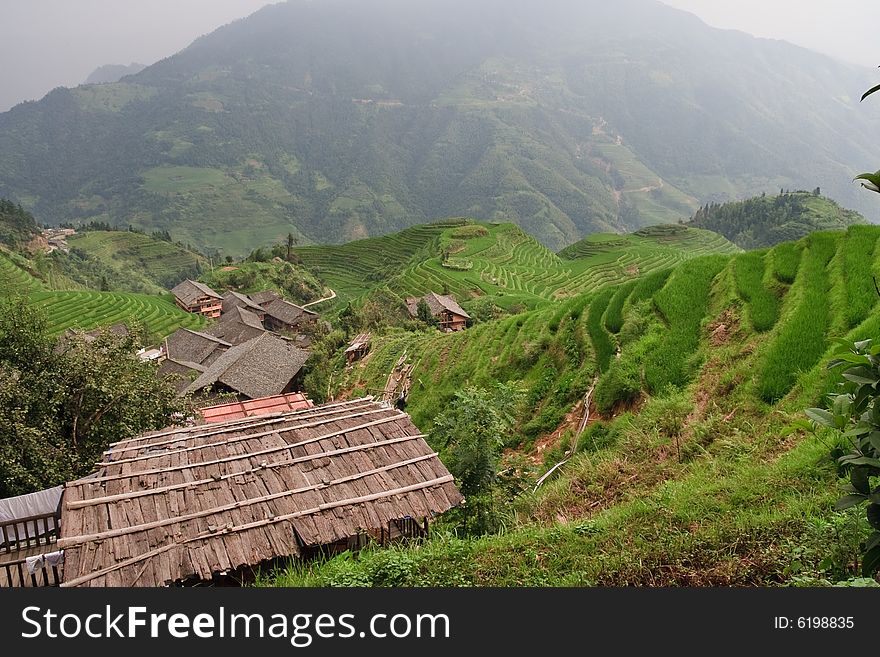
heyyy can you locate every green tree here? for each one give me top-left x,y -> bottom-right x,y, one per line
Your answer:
416,298 -> 436,326
0,298 -> 190,496
798,339 -> 880,577
431,384 -> 522,534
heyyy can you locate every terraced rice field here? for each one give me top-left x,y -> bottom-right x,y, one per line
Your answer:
68,231 -> 205,288
0,251 -> 44,296
28,290 -> 206,337
295,220 -> 740,310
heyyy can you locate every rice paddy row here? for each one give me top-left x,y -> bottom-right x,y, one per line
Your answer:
28,290 -> 205,337
294,219 -> 741,310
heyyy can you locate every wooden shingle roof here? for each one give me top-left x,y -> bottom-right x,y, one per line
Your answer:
207,307 -> 267,346
165,328 -> 232,367
222,290 -> 265,315
262,297 -> 317,327
58,397 -> 463,587
185,332 -> 309,399
405,292 -> 470,319
170,279 -> 222,306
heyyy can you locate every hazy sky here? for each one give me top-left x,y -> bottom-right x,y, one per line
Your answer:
1,0 -> 878,113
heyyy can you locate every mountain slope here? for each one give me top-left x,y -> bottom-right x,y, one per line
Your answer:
686,190 -> 865,249
1,0 -> 877,256
271,224 -> 880,587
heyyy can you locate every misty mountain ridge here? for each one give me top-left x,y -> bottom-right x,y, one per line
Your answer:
84,63 -> 147,85
0,0 -> 877,257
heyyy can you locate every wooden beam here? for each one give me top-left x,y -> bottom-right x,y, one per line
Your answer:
74,412 -> 410,486
60,454 -> 442,548
60,475 -> 453,587
67,434 -> 428,509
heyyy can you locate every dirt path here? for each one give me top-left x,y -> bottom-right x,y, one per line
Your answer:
302,287 -> 337,308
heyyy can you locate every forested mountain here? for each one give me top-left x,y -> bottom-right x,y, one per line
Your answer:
686,190 -> 865,249
84,63 -> 147,85
0,198 -> 39,249
0,0 -> 877,257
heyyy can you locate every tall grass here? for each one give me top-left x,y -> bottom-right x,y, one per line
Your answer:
604,279 -> 638,334
770,242 -> 802,284
644,255 -> 728,392
758,233 -> 837,402
733,251 -> 780,332
842,225 -> 880,329
587,287 -> 617,372
628,268 -> 672,306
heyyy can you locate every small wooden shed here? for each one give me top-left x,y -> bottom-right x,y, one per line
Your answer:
58,397 -> 462,587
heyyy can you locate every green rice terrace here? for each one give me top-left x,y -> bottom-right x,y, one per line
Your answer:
67,230 -> 206,290
267,223 -> 880,587
294,220 -> 740,311
28,290 -> 205,337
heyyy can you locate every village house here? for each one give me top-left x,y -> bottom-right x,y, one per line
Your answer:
345,332 -> 372,364
261,297 -> 318,333
185,332 -> 310,400
207,305 -> 267,345
406,292 -> 471,331
157,328 -> 233,394
170,279 -> 223,318
3,397 -> 463,587
221,290 -> 266,321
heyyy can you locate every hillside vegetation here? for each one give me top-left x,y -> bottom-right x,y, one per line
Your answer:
1,0 -> 878,255
67,230 -> 207,290
266,223 -> 880,587
295,220 -> 739,311
686,191 -> 865,249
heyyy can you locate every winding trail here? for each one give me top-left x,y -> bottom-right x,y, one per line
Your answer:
302,287 -> 337,308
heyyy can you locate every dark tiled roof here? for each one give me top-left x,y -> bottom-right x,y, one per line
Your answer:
262,297 -> 317,327
405,292 -> 470,319
186,332 -> 310,399
164,329 -> 231,367
222,290 -> 264,315
206,307 -> 267,346
250,290 -> 282,307
170,279 -> 222,306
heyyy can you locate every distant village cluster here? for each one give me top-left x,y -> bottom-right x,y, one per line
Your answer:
159,279 -> 320,401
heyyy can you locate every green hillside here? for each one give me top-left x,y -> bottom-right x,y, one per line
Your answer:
295,220 -> 740,311
2,0 -> 878,256
686,191 -> 865,249
67,230 -> 207,290
267,223 -> 880,587
0,249 -> 45,296
29,290 -> 205,338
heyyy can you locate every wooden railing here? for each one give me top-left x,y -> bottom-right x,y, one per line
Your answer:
0,511 -> 62,587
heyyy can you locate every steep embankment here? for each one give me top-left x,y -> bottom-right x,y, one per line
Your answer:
270,224 -> 880,587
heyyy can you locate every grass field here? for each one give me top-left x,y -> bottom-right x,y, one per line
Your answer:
28,290 -> 205,338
